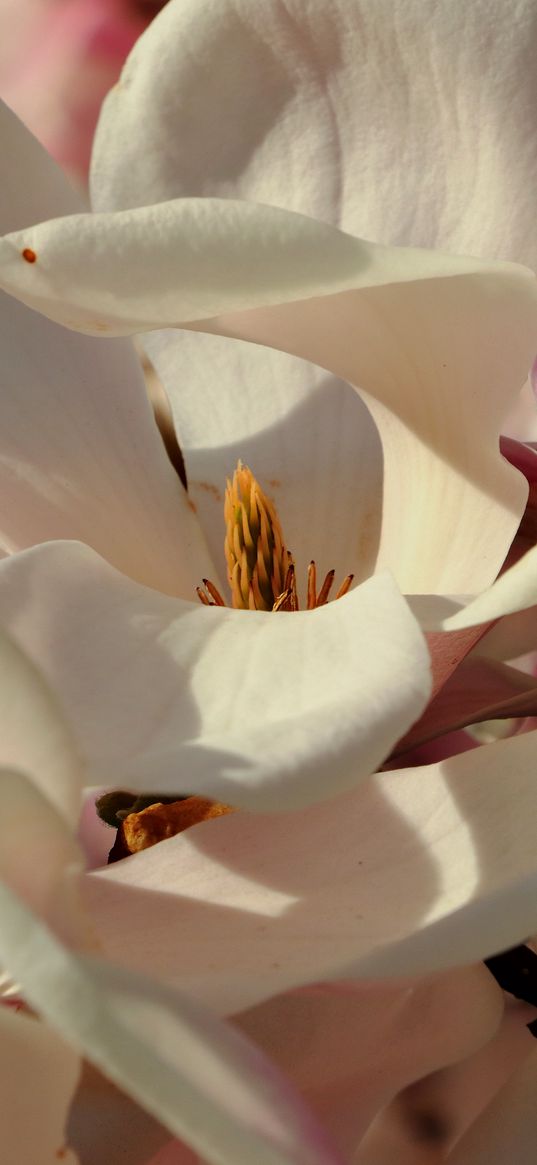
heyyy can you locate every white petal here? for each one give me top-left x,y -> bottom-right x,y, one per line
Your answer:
411,541 -> 537,633
0,885 -> 343,1165
146,334 -> 383,590
0,624 -> 82,821
86,729 -> 537,1014
0,1004 -> 80,1164
2,207 -> 534,592
0,770 -> 83,944
1,104 -> 211,594
90,0 -> 537,268
1,99 -> 84,230
0,540 -> 431,809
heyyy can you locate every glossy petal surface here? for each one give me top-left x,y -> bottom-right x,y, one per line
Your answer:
86,730 -> 537,1014
0,540 -> 431,809
1,206 -> 534,593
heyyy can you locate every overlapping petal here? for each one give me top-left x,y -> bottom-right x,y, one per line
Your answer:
1,102 -> 211,594
448,1047 -> 537,1164
85,729 -> 537,1014
90,0 -> 537,267
1,203 -> 535,593
0,882 -> 343,1165
0,1003 -> 80,1164
0,539 -> 431,809
87,0 -> 537,600
236,968 -> 503,1158
0,624 -> 82,821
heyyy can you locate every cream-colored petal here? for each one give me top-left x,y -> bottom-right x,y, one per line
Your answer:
145,334 -> 383,590
1,99 -> 84,230
411,540 -> 537,633
86,729 -> 537,1015
0,771 -> 84,946
2,207 -> 534,592
0,289 -> 212,594
0,1004 -> 80,1164
0,885 -> 343,1165
89,0 -> 537,596
0,539 -> 431,809
0,624 -> 82,822
1,103 -> 211,594
90,0 -> 537,269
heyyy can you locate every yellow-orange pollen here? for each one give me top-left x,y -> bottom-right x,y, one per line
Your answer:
196,461 -> 354,612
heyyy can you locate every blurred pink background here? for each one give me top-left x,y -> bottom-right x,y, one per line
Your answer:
0,0 -> 166,182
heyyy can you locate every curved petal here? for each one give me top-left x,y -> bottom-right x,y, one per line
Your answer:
236,968 -> 503,1158
85,729 -> 537,1014
1,104 -> 211,594
1,99 -> 84,229
0,1004 -> 80,1164
0,771 -> 84,944
355,999 -> 536,1162
447,1046 -> 537,1165
145,336 -> 384,589
0,624 -> 82,821
90,0 -> 537,268
394,657 -> 537,756
412,541 -> 537,633
89,0 -> 537,597
2,207 -> 534,592
0,539 -> 431,810
0,885 -> 343,1165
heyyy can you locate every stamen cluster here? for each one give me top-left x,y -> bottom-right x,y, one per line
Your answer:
196,462 -> 353,612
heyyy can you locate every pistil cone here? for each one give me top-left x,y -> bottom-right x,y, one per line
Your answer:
224,461 -> 289,610
109,796 -> 235,861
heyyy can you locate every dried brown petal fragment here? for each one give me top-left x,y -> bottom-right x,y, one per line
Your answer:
114,796 -> 235,858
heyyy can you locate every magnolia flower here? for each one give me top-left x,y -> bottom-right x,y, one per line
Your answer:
0,625 -> 358,1165
1,631 -> 536,1165
3,1 -> 537,1160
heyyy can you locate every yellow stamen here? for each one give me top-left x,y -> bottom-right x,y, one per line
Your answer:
197,461 -> 355,613
224,461 -> 289,610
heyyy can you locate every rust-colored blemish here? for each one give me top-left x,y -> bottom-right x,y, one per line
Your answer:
267,478 -> 281,488
22,248 -> 37,263
195,481 -> 222,502
187,497 -> 197,513
55,1148 -> 68,1160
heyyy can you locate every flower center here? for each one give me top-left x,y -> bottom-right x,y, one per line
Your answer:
196,461 -> 353,611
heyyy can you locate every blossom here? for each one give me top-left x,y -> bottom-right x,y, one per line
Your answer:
0,625 -> 354,1165
2,0 -> 537,1000
3,1 -> 537,1159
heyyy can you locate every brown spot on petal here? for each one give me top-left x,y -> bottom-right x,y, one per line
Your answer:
195,481 -> 222,502
56,1148 -> 68,1160
187,497 -> 197,513
267,478 -> 281,488
22,248 -> 37,263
